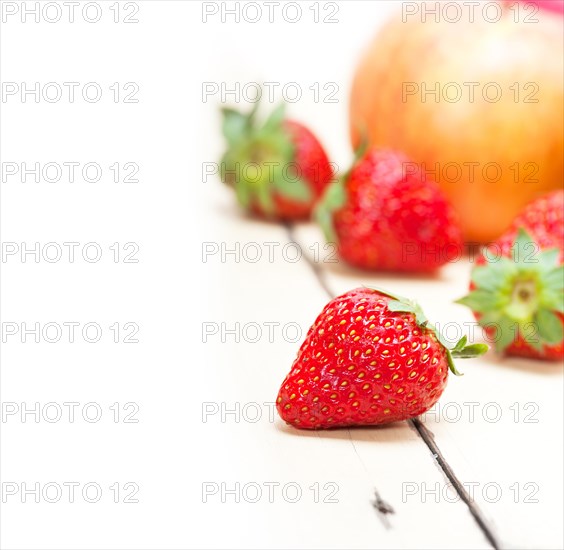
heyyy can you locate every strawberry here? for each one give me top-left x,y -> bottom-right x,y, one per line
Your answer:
219,103 -> 333,220
315,148 -> 462,272
457,191 -> 564,360
276,287 -> 487,429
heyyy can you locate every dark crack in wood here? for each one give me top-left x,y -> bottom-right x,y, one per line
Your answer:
372,488 -> 395,530
409,418 -> 501,550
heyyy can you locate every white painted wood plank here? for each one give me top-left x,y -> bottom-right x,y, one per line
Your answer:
192,189 -> 491,549
292,222 -> 564,550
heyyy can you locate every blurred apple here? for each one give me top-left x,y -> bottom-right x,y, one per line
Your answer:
350,1 -> 563,242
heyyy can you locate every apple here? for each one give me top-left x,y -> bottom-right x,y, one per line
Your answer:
350,1 -> 563,242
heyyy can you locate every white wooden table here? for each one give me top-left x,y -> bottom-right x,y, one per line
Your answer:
197,185 -> 563,550
195,2 -> 563,546
1,1 -> 562,548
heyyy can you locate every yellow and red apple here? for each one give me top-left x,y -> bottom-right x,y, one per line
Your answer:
350,1 -> 563,242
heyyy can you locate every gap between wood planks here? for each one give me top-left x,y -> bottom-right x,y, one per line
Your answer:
284,223 -> 501,550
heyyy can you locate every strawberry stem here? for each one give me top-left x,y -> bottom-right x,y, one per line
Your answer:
447,336 -> 488,376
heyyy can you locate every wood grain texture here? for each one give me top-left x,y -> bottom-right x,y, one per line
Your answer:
199,191 -> 493,549
289,221 -> 564,550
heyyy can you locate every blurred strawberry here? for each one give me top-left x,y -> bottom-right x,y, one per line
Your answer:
315,148 -> 462,272
219,103 -> 332,220
457,191 -> 564,360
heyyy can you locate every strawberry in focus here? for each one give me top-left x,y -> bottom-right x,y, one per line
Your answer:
315,148 -> 462,272
457,191 -> 564,360
219,103 -> 333,220
276,287 -> 487,429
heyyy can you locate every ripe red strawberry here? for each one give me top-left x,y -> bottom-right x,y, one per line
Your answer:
219,103 -> 333,220
276,287 -> 487,429
315,148 -> 462,272
457,191 -> 564,360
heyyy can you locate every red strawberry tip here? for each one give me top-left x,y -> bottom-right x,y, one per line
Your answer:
456,228 -> 564,354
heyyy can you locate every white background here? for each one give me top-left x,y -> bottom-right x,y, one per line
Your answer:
1,1 -> 563,549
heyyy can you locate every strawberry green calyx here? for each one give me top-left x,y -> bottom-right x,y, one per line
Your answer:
314,139 -> 368,243
219,103 -> 312,215
370,287 -> 488,375
314,177 -> 346,243
456,228 -> 564,353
